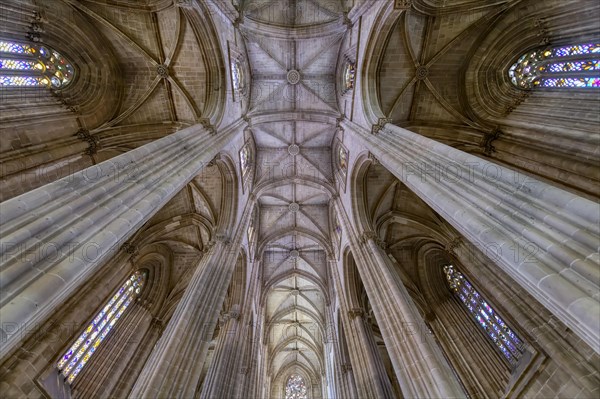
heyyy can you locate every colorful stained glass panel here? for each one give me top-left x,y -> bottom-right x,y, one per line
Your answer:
509,43 -> 600,89
285,374 -> 308,399
57,270 -> 146,384
443,265 -> 525,365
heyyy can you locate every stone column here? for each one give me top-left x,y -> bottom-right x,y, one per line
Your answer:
324,305 -> 355,399
345,120 -> 600,352
330,260 -> 395,398
0,120 -> 244,360
199,307 -> 242,398
129,200 -> 255,398
332,198 -> 465,398
359,233 -> 466,398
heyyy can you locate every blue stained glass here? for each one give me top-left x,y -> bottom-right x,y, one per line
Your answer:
443,265 -> 525,365
509,43 -> 600,89
57,270 -> 146,384
0,40 -> 74,89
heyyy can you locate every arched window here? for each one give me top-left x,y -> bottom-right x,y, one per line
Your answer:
443,265 -> 525,366
509,43 -> 599,89
231,59 -> 244,92
240,141 -> 252,181
337,144 -> 348,177
56,270 -> 147,384
285,374 -> 308,399
0,39 -> 74,88
342,61 -> 355,91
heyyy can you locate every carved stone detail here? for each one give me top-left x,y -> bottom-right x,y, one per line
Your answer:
199,118 -> 216,135
287,70 -> 301,85
394,0 -> 412,9
368,152 -> 380,165
157,64 -> 169,79
416,65 -> 429,80
480,129 -> 502,156
371,118 -> 392,135
360,231 -> 377,243
122,241 -> 137,254
75,128 -> 100,155
445,236 -> 462,254
348,308 -> 364,320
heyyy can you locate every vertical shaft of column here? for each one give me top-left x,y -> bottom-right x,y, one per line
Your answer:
359,235 -> 466,398
330,260 -> 395,398
199,311 -> 241,399
333,199 -> 465,398
0,121 -> 245,361
129,199 -> 255,398
345,120 -> 600,351
324,305 -> 354,399
347,308 -> 396,399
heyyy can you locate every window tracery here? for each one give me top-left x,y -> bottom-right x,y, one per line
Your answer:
0,39 -> 74,88
285,374 -> 308,399
443,265 -> 525,365
57,270 -> 147,384
509,43 -> 599,88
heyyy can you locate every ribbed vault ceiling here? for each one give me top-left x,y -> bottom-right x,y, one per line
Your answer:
240,0 -> 346,386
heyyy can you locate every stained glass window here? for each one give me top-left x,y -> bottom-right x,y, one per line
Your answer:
443,265 -> 525,366
232,60 -> 243,92
240,143 -> 252,181
337,144 -> 348,178
343,61 -> 355,91
509,43 -> 600,88
285,374 -> 308,399
0,39 -> 74,88
57,270 -> 147,384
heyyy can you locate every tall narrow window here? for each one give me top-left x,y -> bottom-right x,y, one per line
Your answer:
0,39 -> 74,88
285,374 -> 308,399
343,61 -> 355,92
509,43 -> 599,88
57,270 -> 147,384
443,265 -> 525,365
240,142 -> 252,181
337,143 -> 348,178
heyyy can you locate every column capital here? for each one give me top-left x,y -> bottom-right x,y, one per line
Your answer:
361,231 -> 387,249
122,241 -> 139,257
348,308 -> 364,320
199,117 -> 217,135
371,118 -> 392,135
360,231 -> 378,243
444,236 -> 462,254
368,152 -> 380,165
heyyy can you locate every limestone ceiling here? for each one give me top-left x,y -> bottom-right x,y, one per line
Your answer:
240,0 -> 346,383
72,1 -> 215,130
376,7 -> 502,132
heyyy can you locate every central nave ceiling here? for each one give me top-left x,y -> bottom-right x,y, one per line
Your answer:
240,0 -> 347,385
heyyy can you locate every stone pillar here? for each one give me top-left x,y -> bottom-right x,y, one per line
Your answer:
345,120 -> 600,351
0,120 -> 244,360
330,260 -> 395,398
128,200 -> 255,398
324,306 -> 355,399
332,198 -> 465,398
358,233 -> 466,398
347,308 -> 396,399
199,307 -> 242,398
